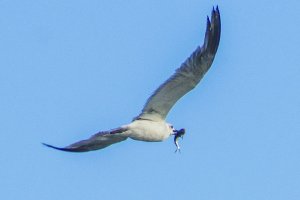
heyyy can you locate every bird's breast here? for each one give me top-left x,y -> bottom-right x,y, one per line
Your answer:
126,120 -> 171,142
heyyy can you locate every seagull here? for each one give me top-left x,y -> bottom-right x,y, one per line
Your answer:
43,6 -> 221,153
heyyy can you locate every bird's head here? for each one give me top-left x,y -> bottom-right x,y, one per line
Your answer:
167,123 -> 175,133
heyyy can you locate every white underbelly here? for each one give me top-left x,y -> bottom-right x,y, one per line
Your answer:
126,120 -> 171,142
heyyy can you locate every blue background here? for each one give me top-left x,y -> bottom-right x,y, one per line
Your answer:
1,1 -> 299,199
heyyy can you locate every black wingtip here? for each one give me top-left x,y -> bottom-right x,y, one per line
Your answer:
212,5 -> 220,13
42,142 -> 65,151
42,142 -> 91,153
42,142 -> 76,152
203,6 -> 221,56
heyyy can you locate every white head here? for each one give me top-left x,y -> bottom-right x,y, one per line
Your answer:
167,123 -> 175,134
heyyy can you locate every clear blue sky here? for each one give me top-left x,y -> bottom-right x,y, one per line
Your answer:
1,1 -> 300,200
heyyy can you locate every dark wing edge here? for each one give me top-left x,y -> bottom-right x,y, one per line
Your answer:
42,127 -> 128,153
135,6 -> 221,121
204,6 -> 221,58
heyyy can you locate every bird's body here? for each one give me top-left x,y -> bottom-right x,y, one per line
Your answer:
43,6 -> 221,153
126,119 -> 173,142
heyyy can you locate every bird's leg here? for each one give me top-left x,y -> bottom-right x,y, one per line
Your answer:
173,128 -> 185,153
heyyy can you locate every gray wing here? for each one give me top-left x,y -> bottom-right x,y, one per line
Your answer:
42,127 -> 128,152
136,7 -> 221,121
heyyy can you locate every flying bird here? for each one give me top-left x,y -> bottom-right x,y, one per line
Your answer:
43,6 -> 221,153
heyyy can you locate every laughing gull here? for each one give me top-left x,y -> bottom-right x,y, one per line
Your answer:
43,6 -> 221,153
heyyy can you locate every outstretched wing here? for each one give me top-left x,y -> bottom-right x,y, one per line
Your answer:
42,127 -> 128,152
136,7 -> 221,121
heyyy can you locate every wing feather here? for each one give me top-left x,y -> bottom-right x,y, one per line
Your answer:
42,127 -> 128,152
136,7 -> 221,121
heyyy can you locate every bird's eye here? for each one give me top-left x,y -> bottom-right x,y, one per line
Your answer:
170,125 -> 174,129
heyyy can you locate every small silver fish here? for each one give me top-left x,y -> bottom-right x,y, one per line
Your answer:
173,129 -> 185,153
